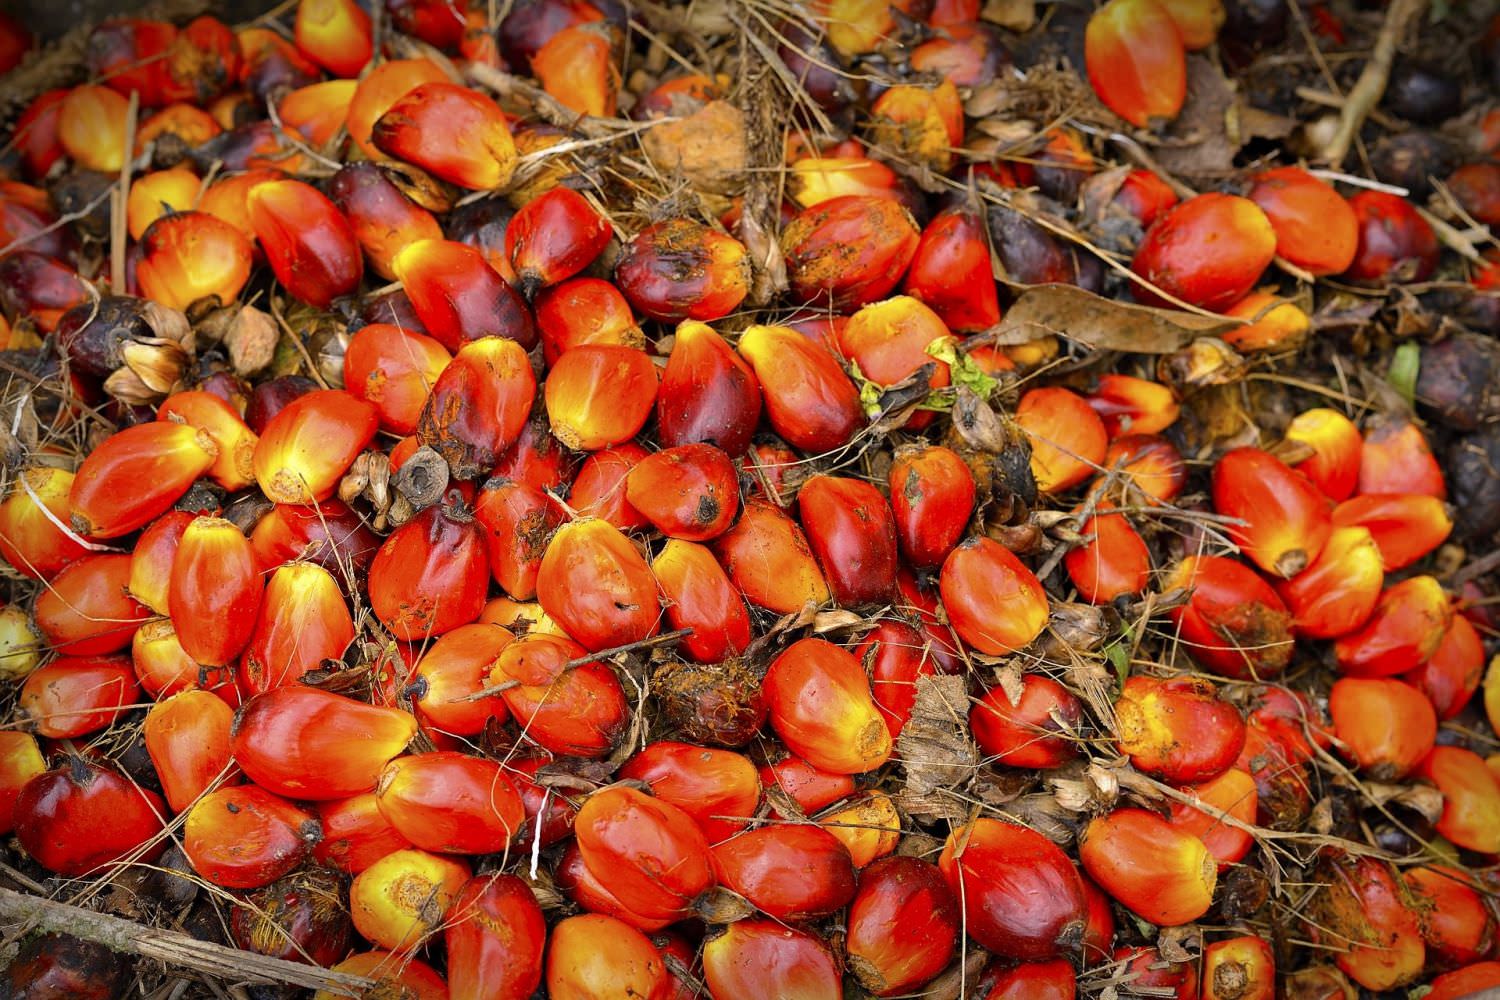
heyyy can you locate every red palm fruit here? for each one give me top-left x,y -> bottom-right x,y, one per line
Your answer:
546,913 -> 666,1000
1344,191 -> 1439,283
939,537 -> 1049,654
312,793 -> 412,873
979,960 -> 1076,1000
536,277 -> 643,366
183,785 -> 318,889
246,179 -> 363,308
342,322 -> 451,436
1066,506 -> 1151,604
1428,964 -> 1500,1000
133,620 -> 226,701
1332,494 -> 1451,571
618,741 -> 758,843
1247,167 -> 1358,276
1017,387 -> 1109,494
1113,947 -> 1198,998
1274,525 -> 1382,640
742,441 -> 805,504
14,89 -> 69,180
535,19 -> 621,114
0,253 -> 87,333
506,187 -> 612,296
765,637 -> 893,775
1307,854 -> 1425,991
759,755 -> 855,817
491,634 -> 630,757
738,323 -> 863,454
939,818 -> 1086,960
142,690 -> 237,813
797,475 -> 899,605
34,555 -> 150,655
208,120 -> 312,173
839,295 -> 953,430
1404,865 -> 1496,968
1238,720 -> 1314,825
556,839 -> 672,929
1131,193 -> 1277,309
419,336 -> 536,479
57,84 -> 130,171
652,931 -> 699,1000
1165,555 -> 1294,679
1085,0 -> 1186,127
0,733 -> 45,835
328,163 -> 444,281
545,345 -> 658,451
857,620 -> 936,739
236,26 -> 320,101
1201,937 -> 1274,1000
1418,746 -> 1500,853
14,759 -> 165,876
250,498 -> 378,574
869,81 -> 963,173
818,789 -> 900,866
1116,675 -> 1247,783
570,444 -> 649,530
393,240 -> 537,352
1334,575 -> 1450,677
846,857 -> 958,997
902,207 -> 1002,332
491,412 -> 577,493
230,867 -> 354,968
1358,416 -> 1445,498
713,824 -> 856,920
1166,767 -> 1257,868
1113,169 -> 1180,228
1213,447 -> 1332,578
126,168 -> 200,240
783,195 -> 920,309
888,444 -> 975,569
70,423 -> 217,538
625,444 -> 739,542
20,656 -> 139,739
713,499 -> 832,613
1224,292 -> 1312,353
369,496 -> 490,639
971,674 -> 1084,769
1406,613 -> 1484,720
169,517 -> 262,666
231,686 -> 417,799
278,79 -> 356,148
445,874 -> 546,1000
239,562 -> 354,695
346,57 -> 449,160
375,752 -> 523,855
574,785 -> 715,923
702,921 -> 840,1000
158,16 -> 240,105
373,82 -> 517,190
1283,407 -> 1362,502
613,218 -> 750,322
1245,685 -> 1331,762
1080,808 -> 1215,926
387,0 -> 467,48
1086,373 -> 1180,439
537,518 -> 659,651
1329,677 -> 1435,779
350,848 -> 470,952
651,539 -> 751,663
158,391 -> 258,492
474,479 -> 562,601
1102,434 -> 1186,505
294,0 -> 371,77
0,467 -> 87,579
198,169 -> 282,243
508,755 -> 577,848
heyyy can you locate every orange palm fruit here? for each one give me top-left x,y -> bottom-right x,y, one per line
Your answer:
126,168 -> 200,240
1165,554 -> 1294,679
625,444 -> 740,542
536,518 -> 658,651
143,690 -> 237,813
1118,948 -> 1199,997
342,322 -> 451,436
410,624 -> 514,736
237,25 -> 320,101
198,169 -> 282,242
393,239 -> 537,352
0,467 -> 88,579
971,674 -> 1084,769
69,422 -> 217,538
535,277 -> 643,366
1081,808 -> 1215,926
1345,190 -> 1439,284
1406,612 -> 1485,720
651,538 -> 751,664
759,755 -> 855,817
1427,965 -> 1500,1000
702,921 -> 841,1000
328,163 -> 444,281
57,85 -> 129,172
1159,0 -> 1224,47
546,913 -> 665,1000
1112,169 -> 1180,227
573,785 -> 715,925
910,20 -> 1009,86
375,752 -> 523,855
1221,291 -> 1310,353
1166,767 -> 1257,868
158,16 -> 240,105
764,637 -> 892,775
1417,746 -> 1500,854
614,219 -> 750,323
239,562 -> 354,695
869,81 -> 963,173
902,207 -> 999,333
0,733 -> 45,835
712,824 -> 856,920
1213,446 -> 1332,577
846,856 -> 958,997
1331,493 -> 1451,571
169,517 -> 262,667
13,760 -> 165,876
278,79 -> 356,148
1246,167 -> 1358,276
858,619 -> 937,739
544,345 -> 658,452
1086,373 -> 1180,438
839,295 -> 952,430
370,495 -> 490,639
617,741 -> 759,844
816,789 -> 900,866
568,443 -> 649,530
1132,193 -> 1276,310
350,848 -> 470,952
1333,575 -> 1450,677
1273,525 -> 1383,640
345,57 -> 449,159
783,195 -> 920,309
888,444 -> 975,570
183,785 -> 318,889
1202,937 -> 1275,1000
373,82 -> 517,190
474,480 -> 562,601
1017,387 -> 1109,494
1306,853 -> 1425,991
712,498 -> 831,613
1403,865 -> 1496,969
294,0 -> 371,77
1358,415 -> 1446,498
132,620 -> 227,701
20,655 -> 139,739
231,685 -> 417,800
445,875 -> 546,1000
250,498 -> 378,574
1065,505 -> 1151,603
1115,674 -> 1247,783
1283,407 -> 1362,501
246,178 -> 363,308
137,101 -> 222,153
506,187 -> 612,295
34,555 -> 150,655
1329,677 -> 1435,779
939,818 -> 1086,960
419,336 -> 536,479
797,475 -> 899,606
491,632 -> 631,758
1085,0 -> 1187,127
737,323 -> 863,454
252,388 -> 378,504
13,89 -> 69,180
312,793 -> 412,874
532,21 -> 618,116
158,391 -> 258,492
788,156 -> 906,209
939,536 -> 1049,654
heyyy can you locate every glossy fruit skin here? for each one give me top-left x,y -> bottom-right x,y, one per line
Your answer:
1113,946 -> 1199,999
1066,506 -> 1152,603
0,733 -> 45,835
626,444 -> 739,542
419,336 -> 537,480
369,498 -> 490,640
1406,612 -> 1485,720
127,168 -> 202,240
1344,191 -> 1439,283
1166,767 -> 1257,868
1131,193 -> 1277,310
536,518 -> 659,651
158,391 -> 259,493
350,848 -> 470,953
137,211 -> 254,311
1418,746 -> 1500,854
856,620 -> 937,739
1333,575 -> 1450,677
14,760 -> 166,877
533,21 -> 619,117
1403,865 -> 1496,969
535,277 -> 643,365
1284,407 -> 1362,502
1213,447 -> 1332,578
939,818 -> 1087,961
845,856 -> 959,997
312,793 -> 411,874
141,690 -> 237,813
445,874 -> 546,1000
58,84 -> 130,171
902,207 -> 1001,332
618,741 -> 759,843
978,960 -> 1076,1000
1087,373 -> 1181,439
782,195 -> 921,309
701,921 -> 842,1000
169,517 -> 262,667
737,324 -> 863,454
1166,555 -> 1294,680
971,674 -> 1084,769
614,218 -> 750,322
183,785 -> 318,889
250,499 -> 379,574
840,295 -> 953,428
797,475 -> 899,605
1359,416 -> 1446,499
491,633 -> 630,757
765,638 -> 893,775
1306,853 -> 1425,991
1080,808 -> 1215,926
392,239 -> 538,352
252,389 -> 379,505
940,537 -> 1049,654
1201,937 -> 1275,1000
759,755 -> 856,818
545,344 -> 659,452
345,57 -> 449,159
1274,526 -> 1382,640
1017,387 -> 1109,494
1116,675 -> 1247,784
329,163 -> 444,281
70,422 -> 217,538
574,785 -> 716,926
1331,493 -> 1451,572
342,323 -> 450,437
230,866 -> 353,968
888,445 -> 975,569
471,480 -> 560,603
651,539 -> 752,664
246,179 -> 363,308
506,187 -> 612,293
372,82 -> 517,190
0,468 -> 88,580
654,320 -> 762,456
13,89 -> 69,180
294,0 -> 371,77
713,824 -> 856,920
20,656 -> 139,739
1236,722 -> 1313,831
1,931 -> 127,1000
375,752 -> 524,855
34,555 -> 150,656
278,78 -> 357,148
1085,0 -> 1187,127
231,686 -> 417,800
1426,963 -> 1500,1000
1247,167 -> 1359,276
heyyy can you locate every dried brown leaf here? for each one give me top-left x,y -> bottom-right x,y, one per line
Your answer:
994,285 -> 1234,354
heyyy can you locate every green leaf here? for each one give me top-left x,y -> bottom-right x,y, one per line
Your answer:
848,359 -> 887,419
1105,641 -> 1130,686
1388,341 -> 1421,407
926,337 -> 999,401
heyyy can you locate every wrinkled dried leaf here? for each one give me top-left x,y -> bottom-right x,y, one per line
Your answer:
1157,924 -> 1202,963
226,305 -> 279,377
994,285 -> 1234,354
896,674 -> 979,822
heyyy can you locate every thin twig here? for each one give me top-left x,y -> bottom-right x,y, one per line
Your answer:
111,91 -> 140,294
1320,0 -> 1428,165
459,628 -> 693,703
